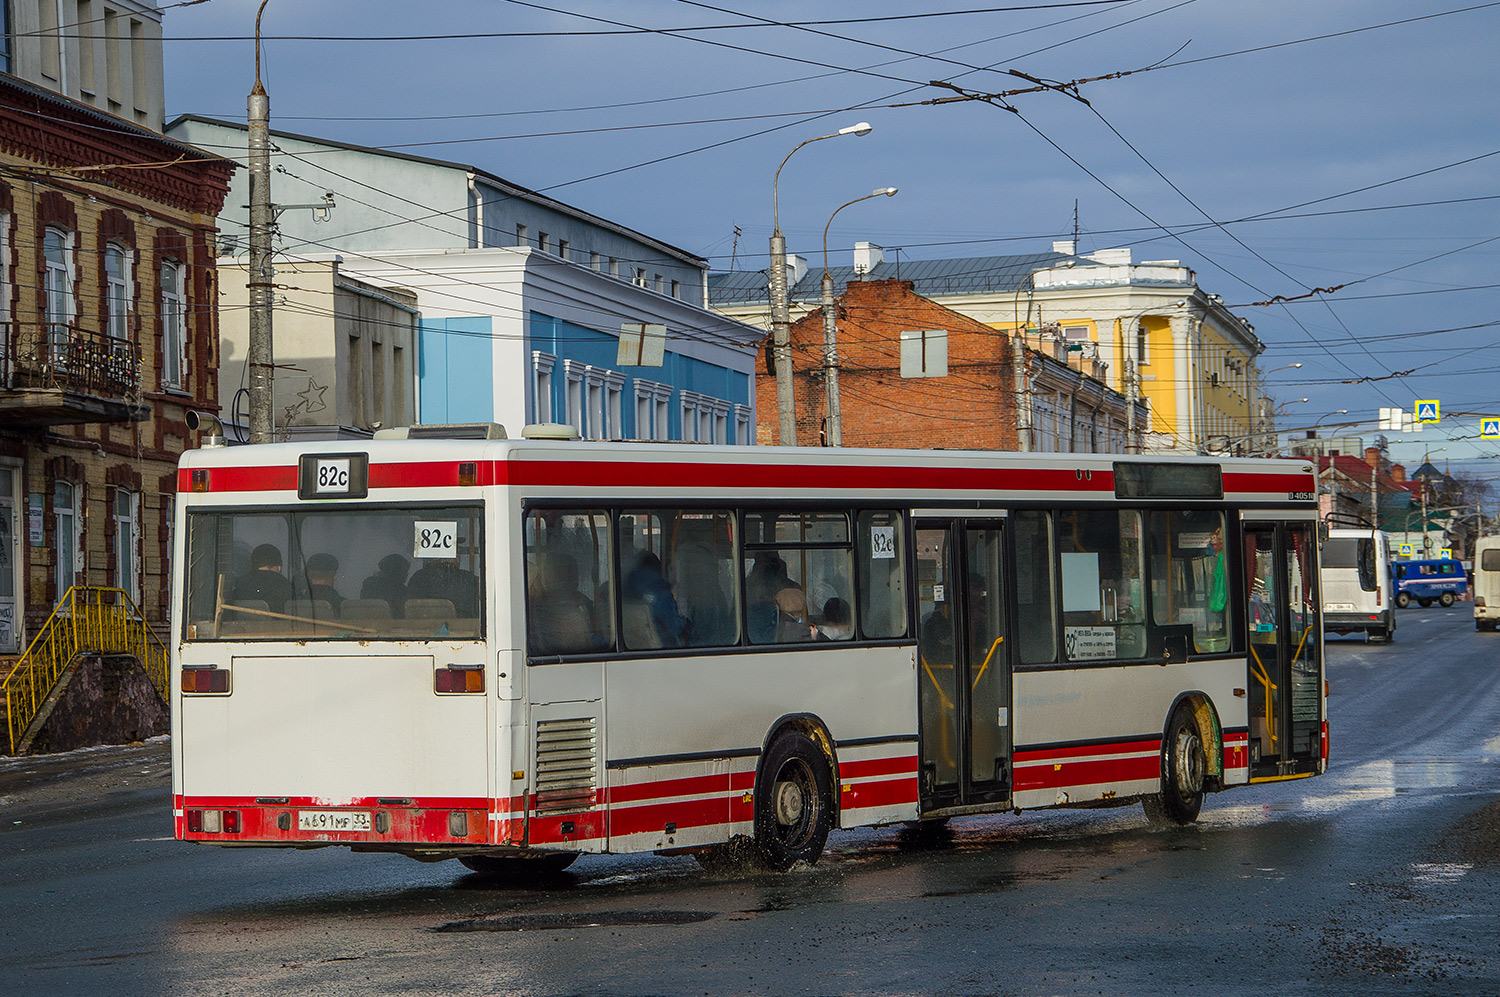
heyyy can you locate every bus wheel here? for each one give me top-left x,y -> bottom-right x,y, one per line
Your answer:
1144,707 -> 1205,826
754,730 -> 834,871
459,852 -> 578,878
1396,592 -> 1411,608
1440,591 -> 1456,607
1420,598 -> 1434,608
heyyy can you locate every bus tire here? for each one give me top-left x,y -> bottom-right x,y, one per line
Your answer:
459,852 -> 578,877
1144,707 -> 1205,826
1440,591 -> 1456,607
1396,591 -> 1411,608
754,730 -> 834,871
1419,598 -> 1434,608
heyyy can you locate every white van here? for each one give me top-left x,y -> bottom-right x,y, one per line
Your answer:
1473,536 -> 1500,630
1321,527 -> 1396,642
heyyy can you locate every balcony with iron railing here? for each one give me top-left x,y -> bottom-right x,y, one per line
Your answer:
0,321 -> 149,426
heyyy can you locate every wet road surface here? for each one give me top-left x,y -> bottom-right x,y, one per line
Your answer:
2,607 -> 1499,995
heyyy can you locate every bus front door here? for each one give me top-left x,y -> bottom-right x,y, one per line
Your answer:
915,520 -> 1012,812
1244,522 -> 1324,779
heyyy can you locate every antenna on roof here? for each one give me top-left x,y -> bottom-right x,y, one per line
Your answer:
1072,199 -> 1080,252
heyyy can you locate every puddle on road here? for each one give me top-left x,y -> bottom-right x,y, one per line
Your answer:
433,909 -> 716,932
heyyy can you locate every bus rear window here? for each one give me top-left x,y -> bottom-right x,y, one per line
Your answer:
184,505 -> 484,641
1483,550 -> 1500,572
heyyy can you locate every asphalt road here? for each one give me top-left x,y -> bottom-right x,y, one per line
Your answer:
2,606 -> 1498,996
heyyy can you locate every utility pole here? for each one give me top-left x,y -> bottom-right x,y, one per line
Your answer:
246,0 -> 275,445
1124,358 -> 1138,454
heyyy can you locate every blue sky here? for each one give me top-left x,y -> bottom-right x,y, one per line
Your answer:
163,0 -> 1500,478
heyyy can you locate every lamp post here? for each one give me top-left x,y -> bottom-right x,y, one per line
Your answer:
820,187 -> 897,447
769,122 -> 872,446
247,0 -> 275,444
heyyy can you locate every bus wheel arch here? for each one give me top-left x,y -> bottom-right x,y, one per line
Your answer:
753,715 -> 839,870
1144,694 -> 1217,825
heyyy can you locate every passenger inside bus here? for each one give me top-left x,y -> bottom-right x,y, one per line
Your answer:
232,543 -> 293,614
746,552 -> 792,643
301,553 -> 344,614
675,546 -> 735,647
407,558 -> 480,617
528,551 -> 598,654
359,553 -> 409,617
817,597 -> 853,641
623,550 -> 687,648
773,584 -> 815,642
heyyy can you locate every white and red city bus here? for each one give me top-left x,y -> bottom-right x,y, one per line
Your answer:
171,427 -> 1326,874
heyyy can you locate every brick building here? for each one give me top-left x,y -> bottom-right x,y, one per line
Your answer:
0,72 -> 233,652
758,278 -> 1140,451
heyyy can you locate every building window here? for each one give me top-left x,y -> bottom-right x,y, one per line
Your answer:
1136,322 -> 1149,366
558,239 -> 569,261
44,227 -> 75,365
609,258 -> 619,277
900,329 -> 948,378
115,488 -> 139,604
105,243 -> 131,343
634,379 -> 672,440
671,279 -> 681,300
654,274 -> 664,294
54,480 -> 79,597
590,251 -> 601,271
539,232 -> 551,254
531,351 -> 556,424
516,223 -> 528,248
160,259 -> 186,388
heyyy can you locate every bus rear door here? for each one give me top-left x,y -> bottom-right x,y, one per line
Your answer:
914,518 -> 1011,812
1244,521 -> 1325,779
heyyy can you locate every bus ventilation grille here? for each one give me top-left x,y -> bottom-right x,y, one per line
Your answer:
535,717 -> 599,813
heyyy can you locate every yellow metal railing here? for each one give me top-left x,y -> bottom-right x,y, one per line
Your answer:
1,587 -> 169,755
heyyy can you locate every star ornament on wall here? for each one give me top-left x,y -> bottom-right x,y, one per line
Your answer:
297,378 -> 329,415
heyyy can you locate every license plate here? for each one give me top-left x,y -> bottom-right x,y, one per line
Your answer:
1325,603 -> 1356,612
297,809 -> 372,832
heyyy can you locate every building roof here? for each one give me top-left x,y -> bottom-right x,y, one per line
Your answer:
1319,454 -> 1412,505
710,251 -> 1070,305
164,114 -> 707,268
3,72 -> 224,163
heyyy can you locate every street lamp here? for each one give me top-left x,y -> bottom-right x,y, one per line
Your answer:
769,122 -> 872,446
820,186 -> 898,447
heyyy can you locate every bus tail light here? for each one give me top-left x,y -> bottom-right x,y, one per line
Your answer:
187,809 -> 239,833
182,667 -> 230,693
435,665 -> 484,694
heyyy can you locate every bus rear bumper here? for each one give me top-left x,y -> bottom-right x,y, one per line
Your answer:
173,795 -> 511,849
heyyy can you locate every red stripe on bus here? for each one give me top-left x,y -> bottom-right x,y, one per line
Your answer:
502,460 -> 1116,494
608,773 -> 732,806
607,796 -> 733,838
840,775 -> 920,812
1222,471 -> 1314,493
1013,754 -> 1161,793
839,753 -> 920,780
1013,738 -> 1160,765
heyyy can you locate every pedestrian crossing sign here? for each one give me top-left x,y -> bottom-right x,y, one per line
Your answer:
1483,418 -> 1500,440
1415,400 -> 1440,423
1440,548 -> 1453,559
1400,543 -> 1413,557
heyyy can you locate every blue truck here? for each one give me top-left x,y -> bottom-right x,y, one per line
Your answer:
1391,557 -> 1468,608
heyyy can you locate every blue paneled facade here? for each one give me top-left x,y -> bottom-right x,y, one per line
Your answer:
420,316 -> 495,423
527,313 -> 751,444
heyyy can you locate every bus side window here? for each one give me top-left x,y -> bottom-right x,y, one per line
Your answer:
1057,509 -> 1146,661
1013,510 -> 1057,664
525,510 -> 613,657
1148,509 -> 1229,654
857,511 -> 906,640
